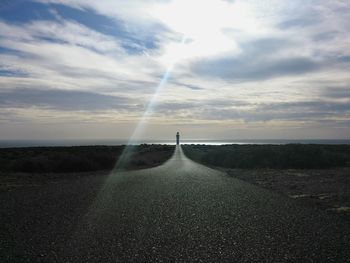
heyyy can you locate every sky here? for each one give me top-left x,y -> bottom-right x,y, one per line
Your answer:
0,0 -> 350,140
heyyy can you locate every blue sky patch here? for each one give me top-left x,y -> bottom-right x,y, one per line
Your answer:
0,0 -> 161,54
0,69 -> 28,77
0,1 -> 56,24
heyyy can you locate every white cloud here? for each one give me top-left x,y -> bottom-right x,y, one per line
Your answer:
0,19 -> 160,93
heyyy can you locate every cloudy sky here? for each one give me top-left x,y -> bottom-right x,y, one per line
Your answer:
0,0 -> 350,140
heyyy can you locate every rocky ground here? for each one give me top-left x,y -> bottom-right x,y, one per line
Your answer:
225,167 -> 350,219
1,147 -> 349,262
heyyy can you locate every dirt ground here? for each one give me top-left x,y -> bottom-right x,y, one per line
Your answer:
225,168 -> 350,219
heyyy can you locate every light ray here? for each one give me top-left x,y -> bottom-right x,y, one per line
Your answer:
112,35 -> 187,170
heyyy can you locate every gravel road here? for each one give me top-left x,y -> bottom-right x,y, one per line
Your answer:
1,146 -> 349,262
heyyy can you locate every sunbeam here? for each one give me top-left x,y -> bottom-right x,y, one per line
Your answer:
112,35 -> 187,171
74,35 -> 189,237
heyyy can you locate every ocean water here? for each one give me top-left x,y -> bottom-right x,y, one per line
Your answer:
0,139 -> 350,148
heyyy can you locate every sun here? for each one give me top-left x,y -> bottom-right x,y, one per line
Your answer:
148,0 -> 261,64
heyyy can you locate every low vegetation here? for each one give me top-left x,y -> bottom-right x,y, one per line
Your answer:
0,144 -> 174,173
182,144 -> 350,169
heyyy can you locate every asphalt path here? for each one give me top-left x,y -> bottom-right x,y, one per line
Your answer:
1,146 -> 349,262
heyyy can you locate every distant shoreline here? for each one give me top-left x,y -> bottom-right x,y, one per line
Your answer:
1,139 -> 350,148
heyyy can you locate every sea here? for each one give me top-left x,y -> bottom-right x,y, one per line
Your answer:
0,139 -> 350,148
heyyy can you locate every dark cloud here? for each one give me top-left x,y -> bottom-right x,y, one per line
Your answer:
172,81 -> 203,90
312,31 -> 338,42
243,38 -> 291,53
154,97 -> 350,123
321,87 -> 350,98
337,56 -> 350,63
0,88 -> 137,111
192,54 -> 319,82
259,101 -> 350,114
188,100 -> 350,122
278,17 -> 320,29
191,37 -> 320,82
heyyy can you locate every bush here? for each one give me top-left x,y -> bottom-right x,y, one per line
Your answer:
182,144 -> 350,169
0,145 -> 174,173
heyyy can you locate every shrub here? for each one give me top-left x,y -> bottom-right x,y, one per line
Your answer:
182,144 -> 350,169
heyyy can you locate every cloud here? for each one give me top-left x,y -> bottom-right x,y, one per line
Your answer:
321,87 -> 350,99
337,56 -> 350,63
151,98 -> 250,120
0,18 -> 123,56
278,17 -> 320,29
312,31 -> 339,42
171,81 -> 203,90
34,0 -> 173,43
26,19 -> 122,53
0,18 -> 161,94
190,100 -> 350,122
191,37 -> 320,82
0,88 -> 138,111
0,110 -> 29,123
1,0 -> 350,139
259,101 -> 350,116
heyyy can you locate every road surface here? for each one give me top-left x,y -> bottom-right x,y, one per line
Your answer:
1,146 -> 349,262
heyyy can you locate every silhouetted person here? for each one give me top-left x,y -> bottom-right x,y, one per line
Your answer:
176,132 -> 180,145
